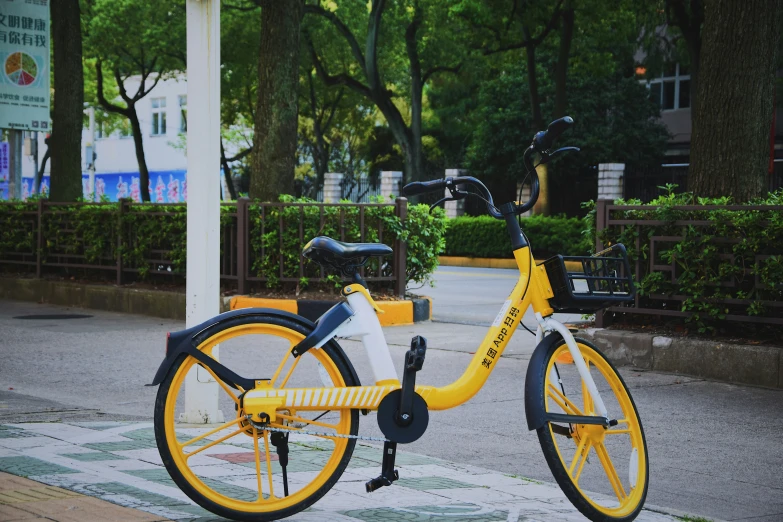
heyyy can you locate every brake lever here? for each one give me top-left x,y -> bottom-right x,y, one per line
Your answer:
537,146 -> 581,165
429,197 -> 449,212
429,188 -> 468,213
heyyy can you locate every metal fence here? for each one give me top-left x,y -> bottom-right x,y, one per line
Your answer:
0,198 -> 408,296
594,199 -> 783,327
340,176 -> 388,203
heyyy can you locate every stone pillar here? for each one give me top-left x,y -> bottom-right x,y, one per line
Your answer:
380,171 -> 403,200
444,169 -> 466,218
323,172 -> 344,203
598,163 -> 625,201
516,181 -> 532,217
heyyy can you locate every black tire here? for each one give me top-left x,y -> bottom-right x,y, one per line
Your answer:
533,337 -> 648,522
154,314 -> 360,522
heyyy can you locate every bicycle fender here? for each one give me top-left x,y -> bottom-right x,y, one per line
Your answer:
524,331 -> 564,431
147,307 -> 359,388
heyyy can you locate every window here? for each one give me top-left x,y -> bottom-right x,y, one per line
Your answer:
151,97 -> 167,136
179,95 -> 187,133
648,63 -> 691,111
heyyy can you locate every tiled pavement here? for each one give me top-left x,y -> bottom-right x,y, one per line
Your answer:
0,422 -> 682,522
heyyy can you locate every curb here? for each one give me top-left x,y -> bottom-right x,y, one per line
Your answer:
439,255 -> 583,272
581,328 -> 783,389
0,277 -> 188,321
230,295 -> 431,325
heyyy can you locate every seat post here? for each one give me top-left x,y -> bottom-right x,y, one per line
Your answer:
351,270 -> 369,289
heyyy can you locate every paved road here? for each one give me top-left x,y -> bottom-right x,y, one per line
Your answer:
1,298 -> 782,521
412,266 -> 584,327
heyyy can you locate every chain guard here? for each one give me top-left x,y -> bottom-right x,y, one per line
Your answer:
376,389 -> 429,443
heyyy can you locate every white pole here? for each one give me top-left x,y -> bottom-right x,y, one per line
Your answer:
182,0 -> 223,425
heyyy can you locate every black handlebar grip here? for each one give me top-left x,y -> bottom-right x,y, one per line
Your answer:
402,179 -> 447,196
533,116 -> 574,151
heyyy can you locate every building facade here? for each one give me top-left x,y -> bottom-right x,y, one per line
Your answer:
5,74 -> 233,202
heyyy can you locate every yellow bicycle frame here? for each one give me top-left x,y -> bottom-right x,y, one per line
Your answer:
244,245 -> 558,413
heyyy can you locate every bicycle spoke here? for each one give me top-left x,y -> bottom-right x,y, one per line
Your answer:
263,430 -> 275,499
252,427 -> 264,502
278,356 -> 301,389
270,345 -> 295,387
595,442 -> 627,502
184,427 -> 244,459
574,440 -> 592,484
568,436 -> 588,476
180,418 -> 243,448
199,363 -> 242,403
605,428 -> 632,435
548,384 -> 585,416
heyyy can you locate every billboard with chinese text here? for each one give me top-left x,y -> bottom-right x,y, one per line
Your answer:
0,0 -> 50,131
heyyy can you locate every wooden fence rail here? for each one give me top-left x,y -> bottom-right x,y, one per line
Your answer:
0,197 -> 408,296
594,199 -> 783,327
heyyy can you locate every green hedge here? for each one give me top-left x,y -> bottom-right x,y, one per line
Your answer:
0,196 -> 447,291
593,188 -> 783,332
443,214 -> 591,259
250,195 -> 446,289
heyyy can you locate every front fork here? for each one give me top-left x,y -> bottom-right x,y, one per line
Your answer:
535,312 -> 609,419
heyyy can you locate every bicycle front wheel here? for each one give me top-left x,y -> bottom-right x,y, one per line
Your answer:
535,337 -> 648,522
154,314 -> 359,522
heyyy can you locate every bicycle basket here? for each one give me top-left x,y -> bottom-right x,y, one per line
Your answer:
541,244 -> 636,313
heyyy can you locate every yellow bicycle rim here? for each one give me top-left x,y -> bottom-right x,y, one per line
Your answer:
545,342 -> 647,518
162,323 -> 353,513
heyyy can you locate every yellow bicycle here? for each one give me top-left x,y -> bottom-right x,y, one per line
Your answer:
151,116 -> 648,522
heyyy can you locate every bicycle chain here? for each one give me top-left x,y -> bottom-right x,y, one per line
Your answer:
246,417 -> 390,443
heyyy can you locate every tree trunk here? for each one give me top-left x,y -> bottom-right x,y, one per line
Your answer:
689,0 -> 783,201
405,9 -> 426,182
127,110 -> 151,202
525,43 -> 544,132
36,143 -> 50,194
49,0 -> 84,202
553,1 -> 574,119
220,139 -> 238,200
250,0 -> 303,201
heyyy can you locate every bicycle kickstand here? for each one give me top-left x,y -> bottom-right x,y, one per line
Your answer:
365,441 -> 399,492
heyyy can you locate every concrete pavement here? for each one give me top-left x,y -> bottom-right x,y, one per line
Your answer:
0,419 -> 683,522
411,266 -> 584,327
1,299 -> 781,520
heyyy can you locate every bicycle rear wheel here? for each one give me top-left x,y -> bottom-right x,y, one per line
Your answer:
154,315 -> 359,522
535,337 -> 648,521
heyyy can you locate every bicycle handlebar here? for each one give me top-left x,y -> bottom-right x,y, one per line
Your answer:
402,179 -> 447,196
402,116 -> 575,219
533,116 -> 573,152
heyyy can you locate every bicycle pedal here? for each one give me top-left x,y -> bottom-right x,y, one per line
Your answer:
405,335 -> 427,372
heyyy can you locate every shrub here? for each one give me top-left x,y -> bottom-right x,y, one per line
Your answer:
250,195 -> 446,290
0,196 -> 447,292
595,187 -> 783,332
444,214 -> 591,259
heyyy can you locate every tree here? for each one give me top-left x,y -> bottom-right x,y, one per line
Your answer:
50,0 -> 84,202
220,3 -> 262,198
442,0 -> 655,212
83,0 -> 185,202
249,0 -> 304,201
687,0 -> 782,200
304,0 -> 466,182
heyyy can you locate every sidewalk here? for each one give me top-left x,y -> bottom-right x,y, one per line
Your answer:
0,421 -> 683,522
